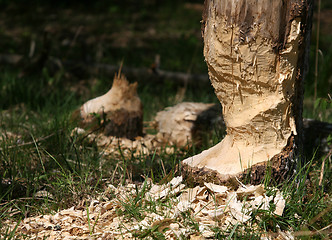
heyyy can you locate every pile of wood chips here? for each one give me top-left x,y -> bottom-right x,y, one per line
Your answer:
72,127 -> 178,158
3,176 -> 294,239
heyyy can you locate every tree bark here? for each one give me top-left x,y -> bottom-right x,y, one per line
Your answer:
182,0 -> 313,186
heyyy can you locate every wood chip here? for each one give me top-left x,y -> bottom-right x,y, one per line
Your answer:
2,177 -> 289,239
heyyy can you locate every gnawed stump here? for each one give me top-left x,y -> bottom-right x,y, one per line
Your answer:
182,134 -> 297,187
74,72 -> 143,140
182,0 -> 313,186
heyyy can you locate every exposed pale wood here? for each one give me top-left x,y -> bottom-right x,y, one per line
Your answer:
75,72 -> 143,140
182,0 -> 313,185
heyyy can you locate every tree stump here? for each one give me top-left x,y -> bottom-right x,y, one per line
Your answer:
77,72 -> 143,140
182,0 -> 313,186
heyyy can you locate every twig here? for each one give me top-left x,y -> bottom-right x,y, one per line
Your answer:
235,176 -> 246,188
66,158 -> 87,167
294,224 -> 332,237
309,203 -> 332,225
29,38 -> 36,58
319,149 -> 331,186
0,52 -> 209,84
0,132 -> 58,151
30,133 -> 46,173
314,0 -> 321,105
110,163 -> 119,183
160,158 -> 167,177
71,25 -> 83,47
0,196 -> 58,206
93,62 -> 209,84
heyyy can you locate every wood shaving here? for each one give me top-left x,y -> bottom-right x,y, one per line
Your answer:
3,177 -> 290,239
71,127 -> 177,159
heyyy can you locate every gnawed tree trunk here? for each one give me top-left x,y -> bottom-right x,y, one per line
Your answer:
154,102 -> 330,158
182,0 -> 313,185
74,72 -> 143,140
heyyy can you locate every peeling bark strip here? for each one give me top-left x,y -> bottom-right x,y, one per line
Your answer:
183,0 -> 313,185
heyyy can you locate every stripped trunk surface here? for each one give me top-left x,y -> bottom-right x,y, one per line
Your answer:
182,0 -> 313,186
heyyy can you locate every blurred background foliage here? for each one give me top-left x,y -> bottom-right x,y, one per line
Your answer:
0,0 -> 330,119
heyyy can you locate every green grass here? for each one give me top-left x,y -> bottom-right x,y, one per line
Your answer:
0,68 -> 330,239
0,1 -> 331,239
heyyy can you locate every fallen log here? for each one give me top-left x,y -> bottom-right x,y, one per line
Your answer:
92,63 -> 209,84
155,102 -> 224,147
0,53 -> 209,84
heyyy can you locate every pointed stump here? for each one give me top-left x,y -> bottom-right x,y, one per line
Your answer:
77,72 -> 143,140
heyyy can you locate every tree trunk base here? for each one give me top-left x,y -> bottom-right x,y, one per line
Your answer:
182,135 -> 296,187
181,0 -> 313,186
